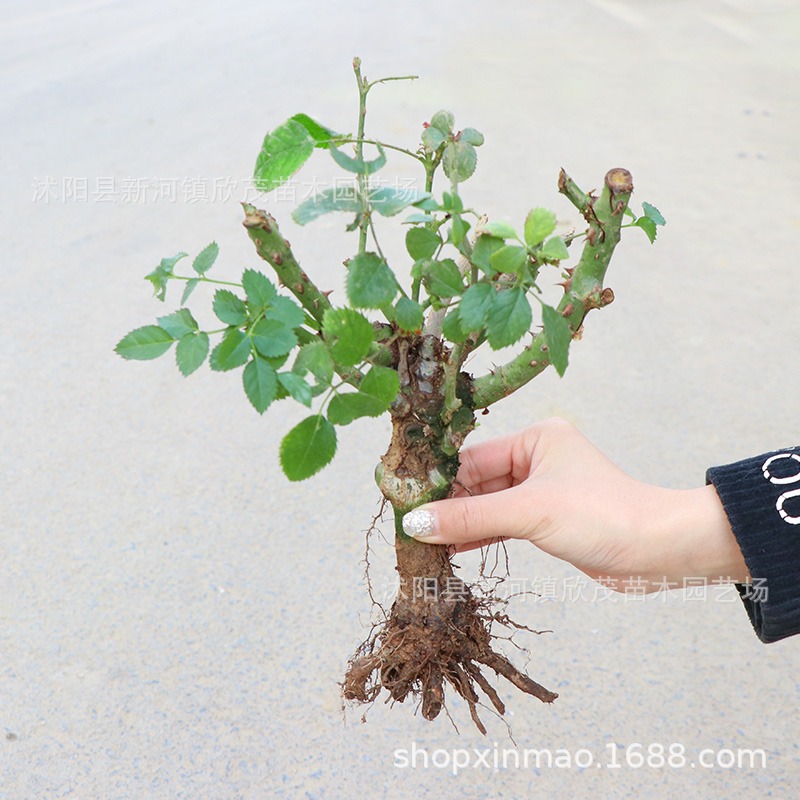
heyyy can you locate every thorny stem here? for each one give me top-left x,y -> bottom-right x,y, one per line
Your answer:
471,168 -> 634,409
241,203 -> 332,328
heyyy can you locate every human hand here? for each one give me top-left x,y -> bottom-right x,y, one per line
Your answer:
402,418 -> 749,592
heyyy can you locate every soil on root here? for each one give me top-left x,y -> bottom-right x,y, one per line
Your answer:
343,537 -> 557,734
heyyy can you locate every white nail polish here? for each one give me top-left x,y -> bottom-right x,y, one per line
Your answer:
403,508 -> 436,538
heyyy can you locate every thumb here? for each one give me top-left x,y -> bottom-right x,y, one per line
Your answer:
402,485 -> 538,546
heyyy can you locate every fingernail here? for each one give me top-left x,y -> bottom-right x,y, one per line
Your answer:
402,508 -> 437,538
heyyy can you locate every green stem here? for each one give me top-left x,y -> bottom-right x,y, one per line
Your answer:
353,59 -> 370,256
241,203 -> 332,327
471,168 -> 634,409
171,275 -> 242,288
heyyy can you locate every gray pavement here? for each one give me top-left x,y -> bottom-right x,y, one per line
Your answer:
1,1 -> 799,797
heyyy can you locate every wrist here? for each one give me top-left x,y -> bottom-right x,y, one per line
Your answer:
648,485 -> 750,587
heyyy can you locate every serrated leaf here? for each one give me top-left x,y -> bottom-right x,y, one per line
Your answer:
251,318 -> 298,358
254,118 -> 315,193
489,245 -> 528,275
327,392 -> 387,425
209,328 -> 251,371
329,143 -> 386,175
292,186 -> 361,225
635,216 -> 658,244
289,113 -> 341,148
483,221 -> 518,240
181,278 -> 199,304
369,186 -> 430,217
212,289 -> 248,326
450,215 -> 470,248
541,303 -> 572,377
267,296 -> 305,329
442,309 -> 469,343
430,110 -> 454,134
346,252 -> 397,309
524,208 -> 557,248
394,297 -> 424,332
470,234 -> 504,274
278,372 -> 313,407
486,287 -> 531,349
403,212 -> 436,224
322,308 -> 374,367
115,325 -> 175,360
243,357 -> 278,413
360,365 -> 400,406
144,267 -> 171,302
541,235 -> 569,261
160,252 -> 188,272
193,242 -> 219,275
442,140 -> 477,184
242,269 -> 277,308
642,202 -> 666,226
458,283 -> 495,332
280,415 -> 337,481
422,126 -> 446,152
157,308 -> 198,339
176,331 -> 209,376
424,258 -> 464,298
459,127 -> 484,146
293,341 -> 334,384
405,227 -> 441,260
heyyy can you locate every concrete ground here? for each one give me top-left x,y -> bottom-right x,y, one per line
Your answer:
1,1 -> 799,797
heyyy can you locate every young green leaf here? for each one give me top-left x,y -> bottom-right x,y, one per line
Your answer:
292,187 -> 361,225
115,325 -> 175,361
346,252 -> 398,309
442,309 -> 469,343
642,202 -> 666,226
243,356 -> 278,413
254,118 -> 315,193
329,143 -> 386,175
369,186 -> 431,217
482,221 -> 518,240
635,216 -> 658,244
541,235 -> 569,262
267,296 -> 305,329
251,318 -> 298,358
541,303 -> 572,377
213,289 -> 248,326
293,341 -> 334,384
327,392 -> 386,425
242,268 -> 277,308
394,297 -> 424,332
176,332 -> 209,376
459,127 -> 484,146
424,258 -> 464,298
486,287 -> 532,349
360,365 -> 400,406
278,372 -> 313,407
470,234 -> 504,273
209,329 -> 251,371
421,126 -> 446,152
157,308 -> 198,339
430,110 -> 454,134
145,253 -> 186,302
405,227 -> 441,261
489,245 -> 528,275
322,308 -> 374,367
458,283 -> 495,332
289,113 -> 341,148
181,278 -> 199,305
280,415 -> 337,481
442,140 -> 477,184
193,242 -> 219,275
524,208 -> 557,248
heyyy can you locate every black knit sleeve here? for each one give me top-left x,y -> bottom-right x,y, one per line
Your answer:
706,447 -> 800,643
